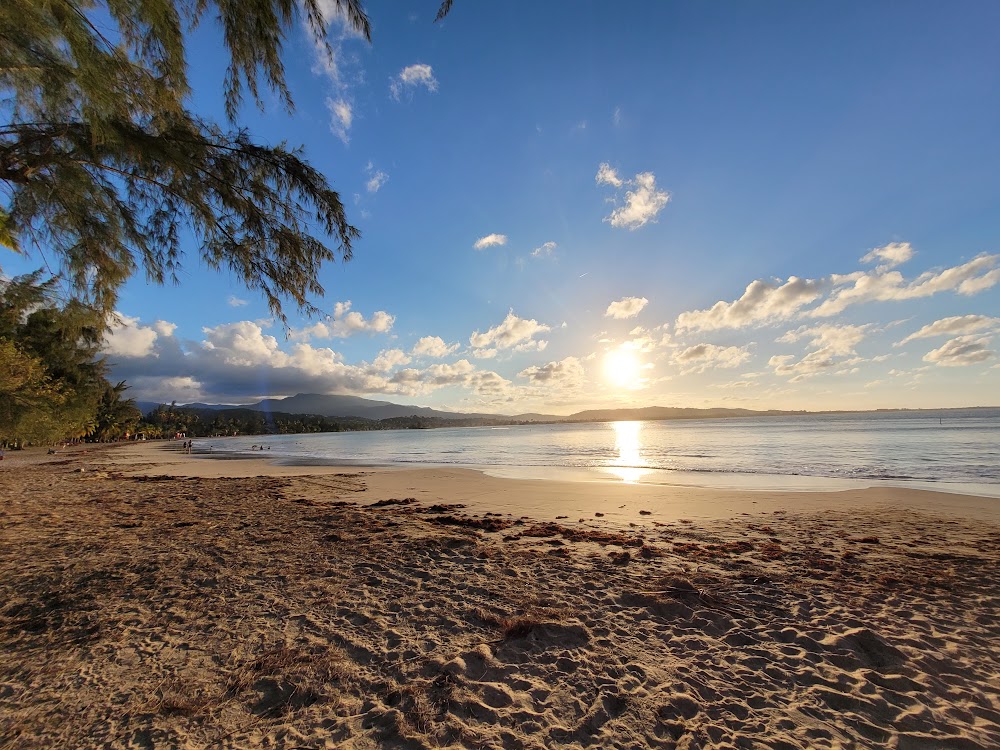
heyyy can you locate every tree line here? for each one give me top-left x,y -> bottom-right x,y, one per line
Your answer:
138,404 -> 527,439
0,273 -> 142,446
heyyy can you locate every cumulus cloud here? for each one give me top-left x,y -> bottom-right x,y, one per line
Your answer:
469,310 -> 551,351
227,295 -> 248,308
390,63 -> 438,100
769,323 -> 869,382
897,315 -> 1000,346
597,166 -> 670,230
777,324 -> 869,356
675,249 -> 1000,332
605,296 -> 649,320
514,339 -> 548,353
811,253 -> 1000,317
103,314 -> 160,358
518,356 -> 586,388
595,163 -> 623,188
677,277 -> 827,332
472,348 -> 498,359
474,233 -> 508,250
152,320 -> 177,337
104,316 -> 516,403
371,348 -> 411,372
923,336 -> 995,367
289,301 -> 394,341
860,241 -> 914,271
623,324 -> 671,352
411,336 -> 459,358
532,241 -> 557,258
674,344 -> 752,374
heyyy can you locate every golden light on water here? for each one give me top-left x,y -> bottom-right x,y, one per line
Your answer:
607,420 -> 651,483
603,346 -> 643,390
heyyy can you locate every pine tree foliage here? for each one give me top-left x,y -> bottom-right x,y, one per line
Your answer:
1,0 -> 370,320
0,271 -> 111,444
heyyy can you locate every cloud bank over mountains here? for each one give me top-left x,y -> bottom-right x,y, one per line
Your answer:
104,242 -> 998,411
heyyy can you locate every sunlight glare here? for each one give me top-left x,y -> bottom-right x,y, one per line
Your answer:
607,420 -> 651,483
604,347 -> 643,389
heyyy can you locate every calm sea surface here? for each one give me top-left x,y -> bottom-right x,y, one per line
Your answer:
197,409 -> 1000,496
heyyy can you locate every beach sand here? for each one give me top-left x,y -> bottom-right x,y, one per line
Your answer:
1,442 -> 998,749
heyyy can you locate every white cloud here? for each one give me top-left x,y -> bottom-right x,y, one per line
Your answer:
897,315 -> 1000,346
103,314 -> 159,358
811,253 -> 1000,317
152,320 -> 176,337
676,277 -> 827,332
532,241 -> 557,258
860,242 -> 914,271
605,296 -> 649,320
290,301 -> 395,340
371,348 -> 411,372
103,318 -> 520,403
595,163 -> 623,188
613,107 -> 623,127
390,63 -> 438,100
769,323 -> 869,382
411,336 -> 459,358
365,164 -> 388,193
227,295 -> 249,308
514,339 -> 548,353
777,323 -> 869,356
958,269 -> 1000,295
326,97 -> 353,143
675,249 -> 1000,333
674,343 -> 752,374
474,233 -> 508,250
623,324 -> 672,353
469,310 -> 551,350
518,356 -> 586,388
923,336 -> 995,367
472,348 -> 498,359
598,168 -> 670,230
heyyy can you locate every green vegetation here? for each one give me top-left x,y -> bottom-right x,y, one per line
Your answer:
0,272 -> 141,446
136,405 -> 526,438
1,0 -> 373,320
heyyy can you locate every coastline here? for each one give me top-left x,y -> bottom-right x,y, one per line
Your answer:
2,442 -> 998,749
116,441 -> 1000,523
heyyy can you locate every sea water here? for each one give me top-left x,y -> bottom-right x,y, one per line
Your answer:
196,409 -> 1000,496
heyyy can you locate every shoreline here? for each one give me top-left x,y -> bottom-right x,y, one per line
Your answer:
2,442 -> 998,749
114,441 -> 1000,523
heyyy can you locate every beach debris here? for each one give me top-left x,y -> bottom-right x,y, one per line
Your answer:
418,503 -> 467,513
428,515 -> 514,532
368,497 -> 418,508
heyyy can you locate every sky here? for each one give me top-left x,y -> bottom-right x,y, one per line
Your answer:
7,1 -> 1000,414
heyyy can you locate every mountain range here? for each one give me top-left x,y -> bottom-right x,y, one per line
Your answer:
138,393 -> 807,423
136,393 -> 996,424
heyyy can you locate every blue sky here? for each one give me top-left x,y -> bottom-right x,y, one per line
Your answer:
8,1 -> 1000,413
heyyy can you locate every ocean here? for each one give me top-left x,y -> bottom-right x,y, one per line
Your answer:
195,408 -> 1000,497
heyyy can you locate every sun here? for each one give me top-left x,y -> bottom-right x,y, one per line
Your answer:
604,347 -> 643,389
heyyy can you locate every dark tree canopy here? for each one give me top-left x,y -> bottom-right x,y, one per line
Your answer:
1,0 -> 372,320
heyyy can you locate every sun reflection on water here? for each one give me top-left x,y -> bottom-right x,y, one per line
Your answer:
606,420 -> 651,483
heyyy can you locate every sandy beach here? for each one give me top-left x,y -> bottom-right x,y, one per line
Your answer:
2,441 -> 998,749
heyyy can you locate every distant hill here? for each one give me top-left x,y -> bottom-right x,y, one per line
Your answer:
140,394 -> 993,427
138,393 -> 511,421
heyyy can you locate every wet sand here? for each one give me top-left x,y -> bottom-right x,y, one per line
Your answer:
1,441 -> 998,749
